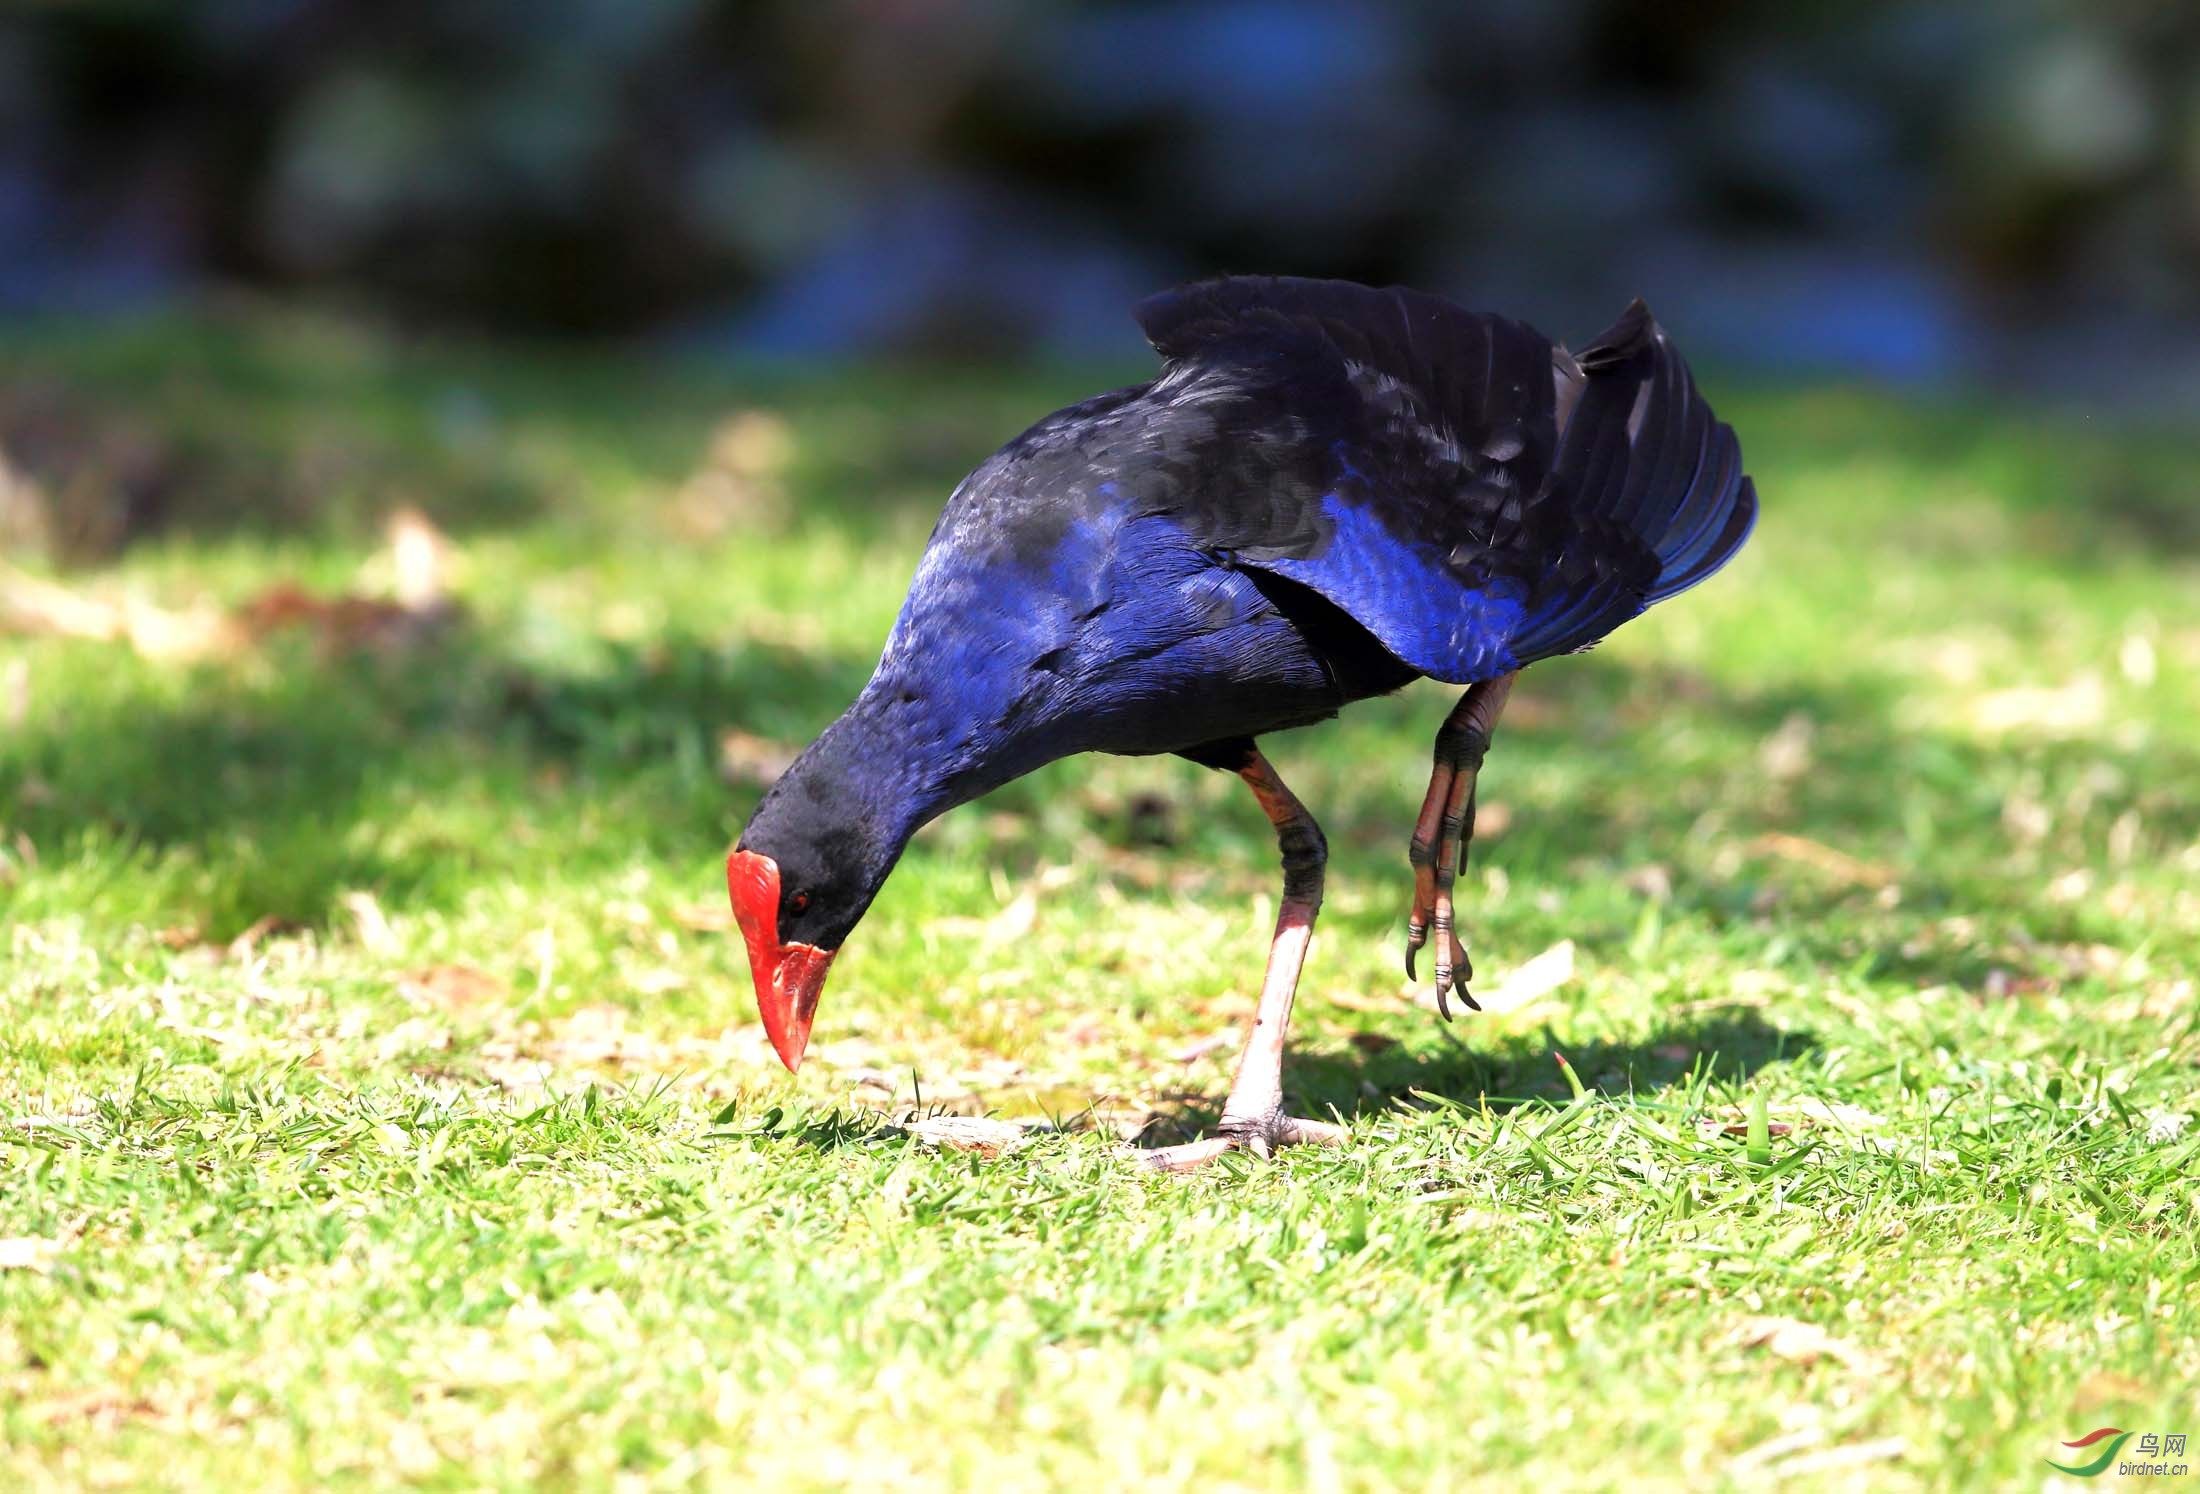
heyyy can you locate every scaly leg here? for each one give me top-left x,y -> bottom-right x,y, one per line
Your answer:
1404,672 -> 1516,1018
1142,749 -> 1344,1172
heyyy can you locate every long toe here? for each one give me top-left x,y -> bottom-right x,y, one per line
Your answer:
1404,920 -> 1427,980
1136,1136 -> 1242,1173
1270,1116 -> 1347,1147
1134,1115 -> 1346,1172
1446,931 -> 1479,1010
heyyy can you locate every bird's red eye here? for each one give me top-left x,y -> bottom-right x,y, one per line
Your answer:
789,891 -> 809,915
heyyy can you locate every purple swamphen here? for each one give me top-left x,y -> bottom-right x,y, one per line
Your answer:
729,276 -> 1757,1169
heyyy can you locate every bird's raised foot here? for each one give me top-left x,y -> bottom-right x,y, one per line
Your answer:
1402,675 -> 1516,1021
1403,906 -> 1479,1019
1134,1112 -> 1347,1173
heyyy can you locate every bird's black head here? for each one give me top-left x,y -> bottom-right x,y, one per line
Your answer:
734,801 -> 880,951
726,720 -> 912,1071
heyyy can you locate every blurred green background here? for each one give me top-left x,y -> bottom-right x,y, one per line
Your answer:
6,0 -> 2200,394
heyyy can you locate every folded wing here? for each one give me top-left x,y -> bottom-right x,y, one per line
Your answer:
1133,277 -> 1757,684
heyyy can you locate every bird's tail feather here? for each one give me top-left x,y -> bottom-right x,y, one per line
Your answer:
1563,303 -> 1756,607
1498,305 -> 1755,666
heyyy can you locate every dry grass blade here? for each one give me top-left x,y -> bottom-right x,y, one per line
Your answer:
1749,833 -> 1898,890
1728,1316 -> 1879,1373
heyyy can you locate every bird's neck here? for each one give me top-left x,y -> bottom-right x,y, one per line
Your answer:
769,659 -> 1058,875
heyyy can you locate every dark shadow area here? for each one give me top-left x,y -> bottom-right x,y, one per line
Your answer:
0,623 -> 874,933
2063,431 -> 2200,557
0,335 -> 716,557
1724,388 -> 2200,562
1134,1011 -> 1817,1148
0,326 -> 1109,563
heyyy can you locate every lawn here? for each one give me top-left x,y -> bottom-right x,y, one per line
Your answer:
2,311 -> 2197,1490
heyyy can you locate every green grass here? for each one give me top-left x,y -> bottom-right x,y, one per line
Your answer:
3,310 -> 2198,1490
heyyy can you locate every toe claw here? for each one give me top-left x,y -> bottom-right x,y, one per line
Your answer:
1407,906 -> 1480,1022
1430,932 -> 1479,1019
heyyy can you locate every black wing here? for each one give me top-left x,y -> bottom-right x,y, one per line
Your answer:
1131,276 -> 1757,683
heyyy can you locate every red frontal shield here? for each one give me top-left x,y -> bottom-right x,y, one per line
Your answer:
726,849 -> 836,1072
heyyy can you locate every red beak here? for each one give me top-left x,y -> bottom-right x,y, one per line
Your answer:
727,849 -> 836,1072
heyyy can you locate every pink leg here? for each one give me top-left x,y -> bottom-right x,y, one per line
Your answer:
1143,751 -> 1344,1171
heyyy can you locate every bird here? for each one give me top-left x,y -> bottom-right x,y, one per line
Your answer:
728,275 -> 1756,1170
